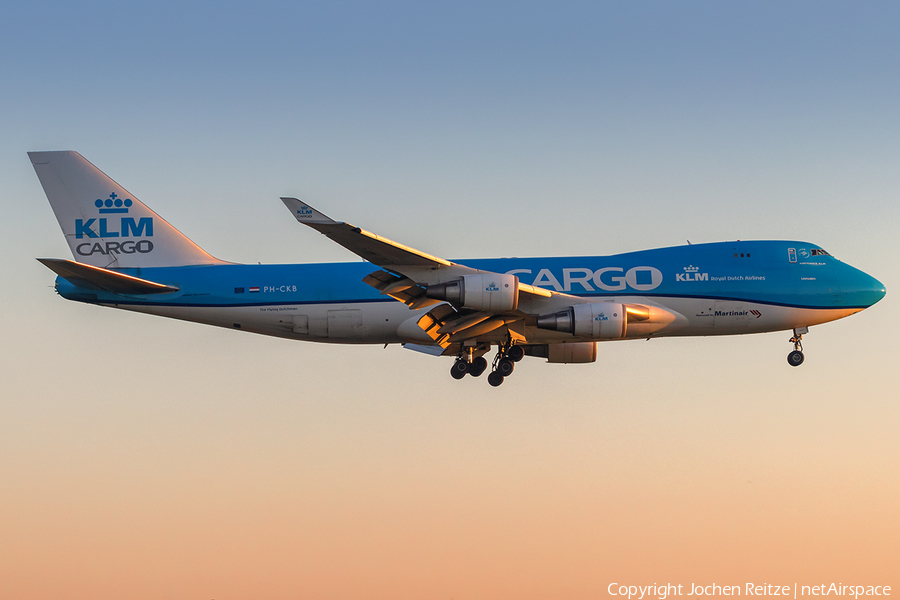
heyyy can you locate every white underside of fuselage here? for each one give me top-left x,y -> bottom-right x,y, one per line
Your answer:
100,296 -> 863,347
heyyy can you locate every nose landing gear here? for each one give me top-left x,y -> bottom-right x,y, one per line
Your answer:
787,327 -> 807,367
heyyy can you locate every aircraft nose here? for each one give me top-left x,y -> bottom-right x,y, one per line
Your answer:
868,275 -> 887,305
844,268 -> 886,308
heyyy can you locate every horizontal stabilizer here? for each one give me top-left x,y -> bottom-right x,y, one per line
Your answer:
38,258 -> 180,295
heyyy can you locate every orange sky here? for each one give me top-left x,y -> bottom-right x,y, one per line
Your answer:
1,322 -> 897,599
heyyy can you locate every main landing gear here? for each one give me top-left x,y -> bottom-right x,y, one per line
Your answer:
487,343 -> 525,387
450,344 -> 488,380
450,341 -> 525,387
450,355 -> 488,379
787,327 -> 808,367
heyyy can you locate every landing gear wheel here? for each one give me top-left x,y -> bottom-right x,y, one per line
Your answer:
469,356 -> 488,377
450,360 -> 468,379
496,357 -> 515,377
508,345 -> 525,362
487,371 -> 504,387
787,328 -> 806,367
787,350 -> 805,367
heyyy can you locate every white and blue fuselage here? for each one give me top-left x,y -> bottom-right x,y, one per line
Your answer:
55,241 -> 883,343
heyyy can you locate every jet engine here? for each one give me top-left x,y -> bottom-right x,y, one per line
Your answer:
425,273 -> 519,311
536,302 -> 627,340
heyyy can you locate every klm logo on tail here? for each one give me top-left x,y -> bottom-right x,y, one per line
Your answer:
97,192 -> 133,213
74,193 -> 155,256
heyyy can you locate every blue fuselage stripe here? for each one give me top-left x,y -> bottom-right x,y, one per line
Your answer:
54,240 -> 886,311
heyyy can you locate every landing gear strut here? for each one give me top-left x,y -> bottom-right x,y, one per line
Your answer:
787,327 -> 807,367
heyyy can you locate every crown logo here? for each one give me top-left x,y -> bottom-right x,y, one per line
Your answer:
683,265 -> 699,272
96,192 -> 133,214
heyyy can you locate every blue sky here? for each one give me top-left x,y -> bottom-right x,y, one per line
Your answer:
1,2 -> 898,598
6,2 -> 900,261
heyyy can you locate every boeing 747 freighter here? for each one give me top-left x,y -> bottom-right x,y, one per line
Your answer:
31,151 -> 886,386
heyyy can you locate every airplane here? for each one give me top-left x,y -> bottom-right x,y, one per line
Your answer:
30,151 -> 886,387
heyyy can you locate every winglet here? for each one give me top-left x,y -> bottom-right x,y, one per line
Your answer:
280,198 -> 336,225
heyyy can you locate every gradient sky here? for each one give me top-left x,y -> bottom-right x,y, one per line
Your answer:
1,2 -> 898,599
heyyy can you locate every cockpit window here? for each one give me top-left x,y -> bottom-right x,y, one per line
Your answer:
811,248 -> 830,256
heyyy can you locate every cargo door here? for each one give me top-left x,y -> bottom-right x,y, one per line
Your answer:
328,309 -> 363,338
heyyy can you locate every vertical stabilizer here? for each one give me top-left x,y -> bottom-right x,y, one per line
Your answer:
29,151 -> 223,268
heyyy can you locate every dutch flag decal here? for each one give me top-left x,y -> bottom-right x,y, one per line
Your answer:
249,286 -> 260,293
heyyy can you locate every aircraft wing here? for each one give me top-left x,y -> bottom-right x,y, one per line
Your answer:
281,197 -> 554,298
280,198 -> 578,349
281,197 -> 455,271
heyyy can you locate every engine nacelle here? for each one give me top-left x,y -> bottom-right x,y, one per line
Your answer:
536,302 -> 627,340
425,273 -> 519,311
